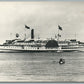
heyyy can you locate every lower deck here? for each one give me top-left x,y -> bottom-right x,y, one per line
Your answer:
0,45 -> 84,53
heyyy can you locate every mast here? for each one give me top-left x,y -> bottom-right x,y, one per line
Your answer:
24,34 -> 26,41
25,25 -> 30,40
57,25 -> 62,44
57,27 -> 59,43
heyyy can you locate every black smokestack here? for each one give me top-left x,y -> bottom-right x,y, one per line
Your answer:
31,29 -> 34,39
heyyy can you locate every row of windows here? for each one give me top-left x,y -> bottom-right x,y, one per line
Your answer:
0,46 -> 45,50
14,43 -> 46,45
0,46 -> 22,49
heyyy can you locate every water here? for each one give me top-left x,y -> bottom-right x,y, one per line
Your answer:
0,52 -> 84,82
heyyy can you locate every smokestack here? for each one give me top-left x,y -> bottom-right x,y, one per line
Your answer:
31,29 -> 34,39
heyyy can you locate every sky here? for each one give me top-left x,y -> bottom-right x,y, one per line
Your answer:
0,1 -> 84,44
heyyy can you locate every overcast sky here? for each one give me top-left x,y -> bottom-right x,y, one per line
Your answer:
0,1 -> 84,43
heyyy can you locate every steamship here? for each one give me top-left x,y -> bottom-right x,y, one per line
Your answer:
0,26 -> 84,53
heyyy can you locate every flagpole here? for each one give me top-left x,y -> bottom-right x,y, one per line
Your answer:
24,34 -> 26,41
10,33 -> 12,40
25,25 -> 31,40
57,25 -> 62,44
57,26 -> 59,44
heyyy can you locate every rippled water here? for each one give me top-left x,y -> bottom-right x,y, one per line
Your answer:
0,52 -> 84,82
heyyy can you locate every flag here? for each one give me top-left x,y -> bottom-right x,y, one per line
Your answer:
58,34 -> 61,37
58,25 -> 62,30
16,33 -> 19,38
25,25 -> 30,29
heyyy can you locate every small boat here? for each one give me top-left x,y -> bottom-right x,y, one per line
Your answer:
59,58 -> 65,64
